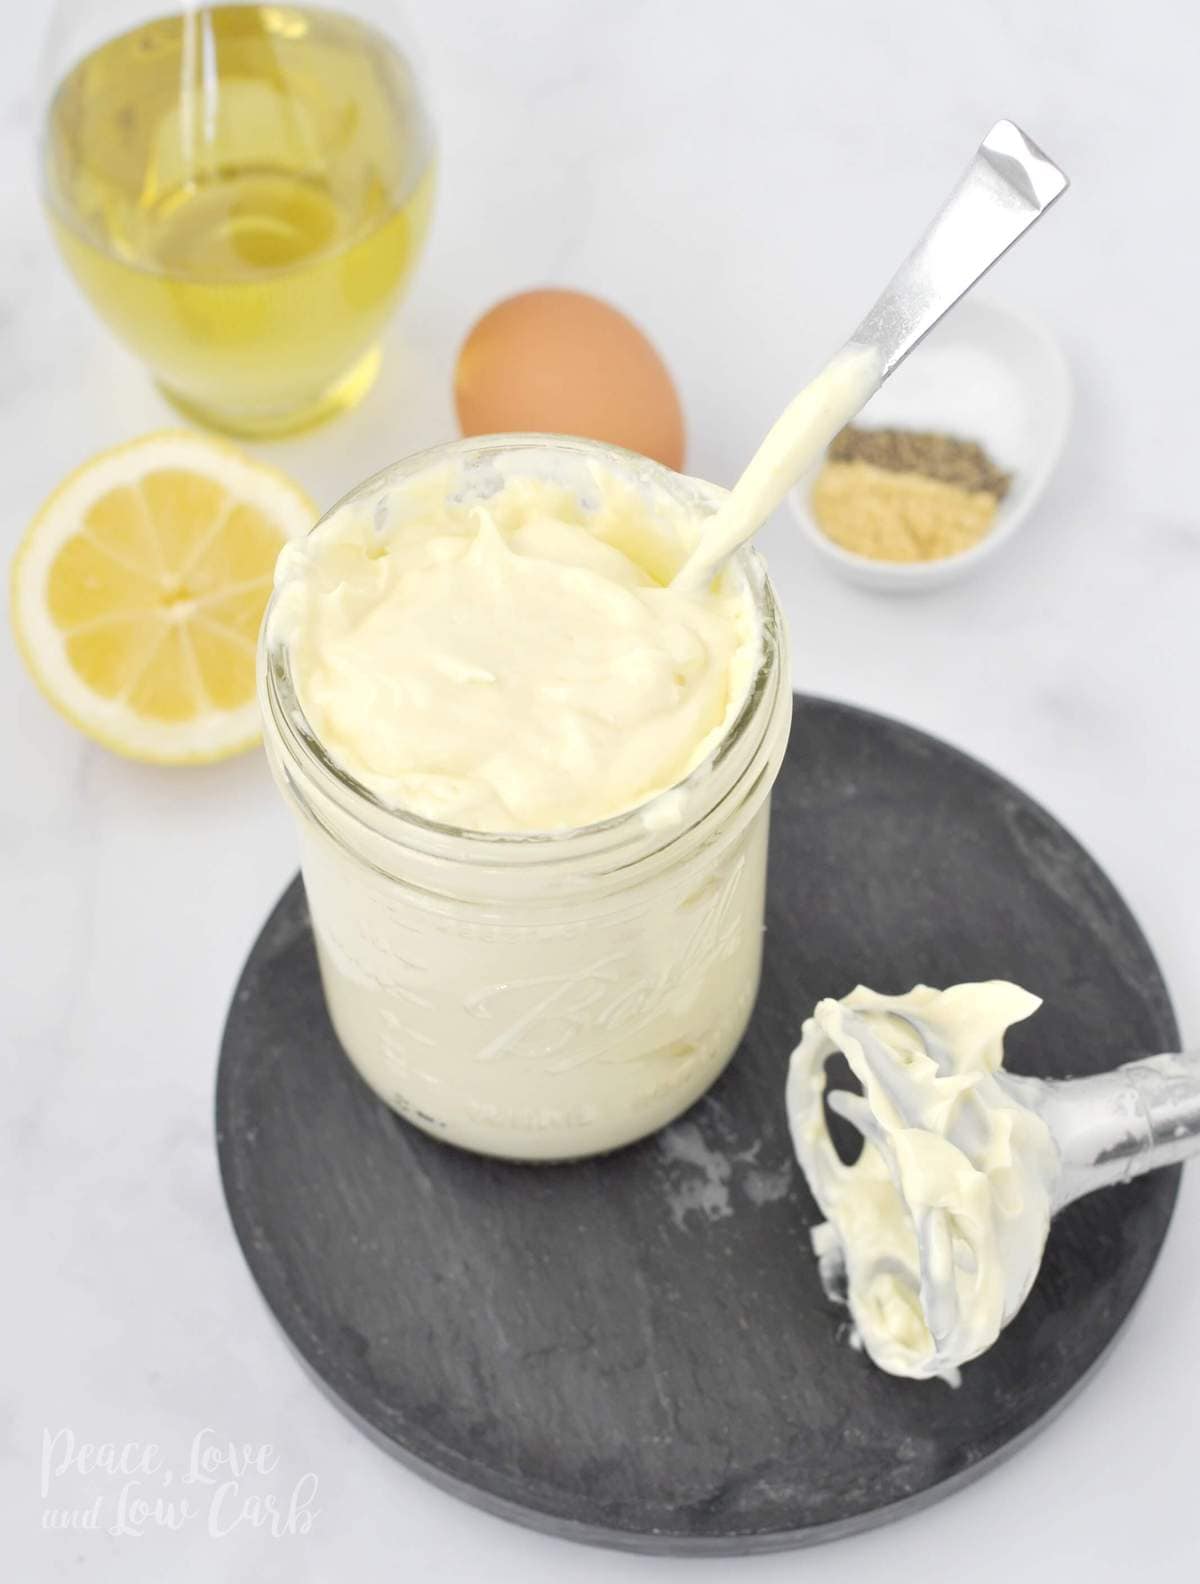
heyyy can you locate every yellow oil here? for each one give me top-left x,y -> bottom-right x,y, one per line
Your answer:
43,5 -> 435,436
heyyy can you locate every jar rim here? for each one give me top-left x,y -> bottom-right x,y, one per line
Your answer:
259,433 -> 784,870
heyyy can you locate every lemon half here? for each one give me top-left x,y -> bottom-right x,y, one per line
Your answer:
11,431 -> 315,764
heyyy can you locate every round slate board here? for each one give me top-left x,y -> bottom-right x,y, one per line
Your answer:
216,696 -> 1180,1554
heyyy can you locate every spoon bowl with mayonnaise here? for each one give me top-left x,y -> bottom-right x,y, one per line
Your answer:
673,120 -> 1069,592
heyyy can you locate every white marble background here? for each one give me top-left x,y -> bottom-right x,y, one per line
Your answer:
3,1 -> 1197,1578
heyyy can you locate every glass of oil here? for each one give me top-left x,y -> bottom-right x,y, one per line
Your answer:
39,3 -> 435,437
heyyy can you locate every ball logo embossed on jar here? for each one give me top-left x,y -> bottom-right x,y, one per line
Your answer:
464,857 -> 747,1071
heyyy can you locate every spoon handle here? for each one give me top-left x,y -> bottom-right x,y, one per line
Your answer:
848,120 -> 1069,380
671,120 -> 1068,591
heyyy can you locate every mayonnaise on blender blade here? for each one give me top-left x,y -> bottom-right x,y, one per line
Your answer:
786,983 -> 1059,1383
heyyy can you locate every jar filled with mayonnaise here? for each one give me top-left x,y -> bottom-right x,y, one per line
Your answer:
258,436 -> 791,1161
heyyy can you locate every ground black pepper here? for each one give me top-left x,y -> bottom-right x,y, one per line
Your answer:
828,426 -> 1011,499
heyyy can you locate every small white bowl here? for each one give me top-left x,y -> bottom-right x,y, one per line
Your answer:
787,298 -> 1072,592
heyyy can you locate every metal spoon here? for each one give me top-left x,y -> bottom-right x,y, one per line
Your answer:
673,120 -> 1069,589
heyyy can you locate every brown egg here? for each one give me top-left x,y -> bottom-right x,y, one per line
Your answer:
454,289 -> 685,470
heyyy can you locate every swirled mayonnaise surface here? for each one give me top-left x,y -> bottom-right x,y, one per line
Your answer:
268,462 -> 758,832
786,983 -> 1059,1383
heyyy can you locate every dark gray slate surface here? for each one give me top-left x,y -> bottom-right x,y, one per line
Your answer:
216,695 -> 1180,1554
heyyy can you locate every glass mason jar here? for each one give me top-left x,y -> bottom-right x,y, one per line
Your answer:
259,436 -> 792,1161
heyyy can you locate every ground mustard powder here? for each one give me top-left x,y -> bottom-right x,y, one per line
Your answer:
812,427 -> 1011,563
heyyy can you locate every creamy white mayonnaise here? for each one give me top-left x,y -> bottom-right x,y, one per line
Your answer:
786,983 -> 1059,1382
259,441 -> 791,1161
268,462 -> 758,832
673,343 -> 882,588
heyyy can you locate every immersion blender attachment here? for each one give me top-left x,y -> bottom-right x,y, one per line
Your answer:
823,1007 -> 1200,1353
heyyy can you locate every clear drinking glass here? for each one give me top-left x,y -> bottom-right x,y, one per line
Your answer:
259,436 -> 793,1163
37,2 -> 435,437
